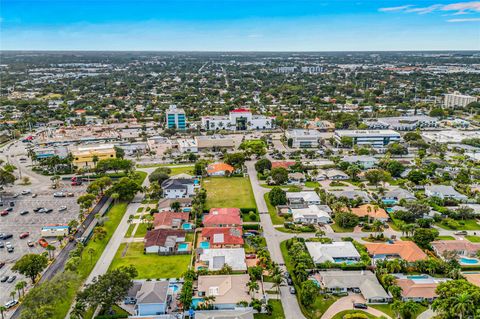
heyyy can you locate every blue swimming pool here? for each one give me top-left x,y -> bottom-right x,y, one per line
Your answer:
407,275 -> 429,280
386,208 -> 393,213
310,278 -> 320,287
199,241 -> 210,249
460,257 -> 480,265
191,297 -> 205,308
333,258 -> 357,264
183,207 -> 192,212
382,199 -> 397,205
169,284 -> 180,293
177,243 -> 189,251
182,223 -> 193,230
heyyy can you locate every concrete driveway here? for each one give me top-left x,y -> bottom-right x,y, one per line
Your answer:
321,294 -> 392,319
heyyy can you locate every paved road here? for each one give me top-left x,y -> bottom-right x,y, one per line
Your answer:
245,161 -> 306,319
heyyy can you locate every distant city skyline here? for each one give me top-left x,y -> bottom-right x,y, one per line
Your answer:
1,0 -> 479,51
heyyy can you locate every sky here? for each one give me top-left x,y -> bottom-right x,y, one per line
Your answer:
1,0 -> 479,51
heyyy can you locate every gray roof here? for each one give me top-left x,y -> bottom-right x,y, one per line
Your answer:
135,281 -> 169,304
306,242 -> 360,263
383,188 -> 415,200
194,309 -> 254,319
329,190 -> 372,202
318,270 -> 389,300
161,178 -> 194,190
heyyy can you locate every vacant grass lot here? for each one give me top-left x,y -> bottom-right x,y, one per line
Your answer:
466,235 -> 480,242
203,177 -> 256,209
436,219 -> 480,230
436,236 -> 456,240
330,223 -> 354,233
264,192 -> 285,225
110,242 -> 191,279
134,223 -> 150,237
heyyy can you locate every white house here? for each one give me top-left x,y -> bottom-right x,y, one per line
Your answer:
425,185 -> 468,201
161,178 -> 196,199
197,248 -> 247,271
286,191 -> 321,207
305,241 -> 361,264
342,155 -> 378,169
291,205 -> 331,224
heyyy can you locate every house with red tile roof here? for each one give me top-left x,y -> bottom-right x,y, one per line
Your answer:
348,204 -> 389,222
364,241 -> 427,262
153,211 -> 189,229
206,162 -> 234,176
201,227 -> 244,248
144,229 -> 186,254
203,208 -> 242,227
271,161 -> 295,169
395,278 -> 443,302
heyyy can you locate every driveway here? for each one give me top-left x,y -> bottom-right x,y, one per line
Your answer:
321,295 -> 392,319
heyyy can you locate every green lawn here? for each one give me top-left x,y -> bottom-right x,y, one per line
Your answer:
110,242 -> 191,279
134,223 -> 150,237
254,300 -> 285,319
203,177 -> 256,209
305,181 -> 320,188
466,235 -> 480,242
53,202 -> 129,319
169,165 -> 195,176
436,236 -> 456,240
371,303 -> 427,319
436,219 -> 480,230
125,224 -> 135,237
332,310 -> 378,319
264,193 -> 285,225
330,223 -> 354,233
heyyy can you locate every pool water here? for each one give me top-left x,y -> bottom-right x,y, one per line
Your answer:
199,241 -> 210,249
382,199 -> 397,205
407,275 -> 429,280
183,208 -> 192,212
191,297 -> 205,308
333,258 -> 357,264
182,223 -> 192,230
310,278 -> 320,287
177,243 -> 189,251
386,208 -> 393,213
460,257 -> 480,265
169,284 -> 180,293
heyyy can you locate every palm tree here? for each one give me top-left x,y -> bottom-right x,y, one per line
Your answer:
111,192 -> 120,203
70,301 -> 86,319
87,247 -> 95,266
372,220 -> 383,237
9,291 -> 15,302
451,292 -> 474,319
16,280 -> 26,298
92,155 -> 99,168
0,306 -> 6,319
247,279 -> 259,297
272,274 -> 284,299
45,244 -> 56,260
315,230 -> 325,239
402,301 -> 420,319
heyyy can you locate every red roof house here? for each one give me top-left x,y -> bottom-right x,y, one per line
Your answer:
271,161 -> 295,169
153,211 -> 189,229
201,227 -> 244,248
203,208 -> 241,227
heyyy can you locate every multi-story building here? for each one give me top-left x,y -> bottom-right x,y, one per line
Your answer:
444,92 -> 477,108
72,144 -> 116,168
301,66 -> 323,74
334,130 -> 401,148
363,116 -> 439,131
285,129 -> 322,148
165,105 -> 186,130
201,108 -> 274,131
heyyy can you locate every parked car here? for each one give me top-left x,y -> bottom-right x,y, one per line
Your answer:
6,207 -> 13,212
38,208 -> 47,213
7,276 -> 16,283
38,238 -> 48,248
289,287 -> 296,294
0,262 -> 5,269
1,234 -> 13,240
12,194 -> 19,198
32,193 -> 38,198
4,299 -> 18,309
27,241 -> 35,247
353,303 -> 368,309
19,232 -> 30,239
454,231 -> 468,236
0,242 -> 3,248
21,190 -> 31,195
33,207 -> 43,212
46,208 -> 53,213
20,210 -> 29,215
0,276 -> 8,282
287,278 -> 293,285
0,210 -> 8,216
53,192 -> 66,198
67,192 -> 74,197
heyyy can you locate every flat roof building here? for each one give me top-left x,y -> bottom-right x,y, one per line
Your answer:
166,105 -> 186,130
444,92 -> 477,108
334,130 -> 401,148
285,129 -> 322,148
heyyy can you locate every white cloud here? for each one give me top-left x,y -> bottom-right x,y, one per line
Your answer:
447,17 -> 480,21
380,1 -> 480,15
379,5 -> 413,12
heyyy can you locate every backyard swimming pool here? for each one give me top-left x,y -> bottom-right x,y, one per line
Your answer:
182,223 -> 193,230
191,297 -> 205,308
382,199 -> 397,205
169,284 -> 180,293
199,241 -> 210,249
407,275 -> 429,280
460,257 -> 480,265
177,243 -> 189,251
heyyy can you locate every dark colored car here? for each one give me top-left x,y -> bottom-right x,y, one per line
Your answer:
0,276 -> 8,282
20,210 -> 29,215
33,207 -> 43,212
0,262 -> 5,269
0,242 -> 4,248
19,232 -> 30,239
1,234 -> 12,240
6,207 -> 13,212
353,303 -> 368,309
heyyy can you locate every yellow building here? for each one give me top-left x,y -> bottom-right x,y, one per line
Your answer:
72,144 -> 116,168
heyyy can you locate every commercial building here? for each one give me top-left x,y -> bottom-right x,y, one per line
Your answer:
195,135 -> 235,150
177,138 -> 198,153
363,116 -> 439,131
334,130 -> 401,148
72,144 -> 116,168
444,92 -> 477,108
166,105 -> 186,130
285,129 -> 322,148
201,108 -> 274,131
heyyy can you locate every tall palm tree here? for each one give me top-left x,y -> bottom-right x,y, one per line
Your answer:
451,292 -> 474,319
9,291 -> 15,302
272,274 -> 284,299
45,244 -> 56,260
247,280 -> 259,298
16,281 -> 26,298
0,306 -> 5,319
70,301 -> 86,319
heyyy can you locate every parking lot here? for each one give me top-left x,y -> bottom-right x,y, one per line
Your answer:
0,183 -> 86,310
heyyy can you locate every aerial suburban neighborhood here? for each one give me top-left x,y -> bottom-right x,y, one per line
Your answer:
0,50 -> 480,319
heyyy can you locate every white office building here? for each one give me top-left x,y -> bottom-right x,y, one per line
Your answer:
285,129 -> 322,148
301,66 -> 323,74
444,92 -> 477,108
334,130 -> 401,148
363,116 -> 439,131
201,108 -> 274,131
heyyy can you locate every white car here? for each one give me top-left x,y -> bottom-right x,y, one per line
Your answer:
5,299 -> 18,309
21,189 -> 31,195
59,206 -> 67,212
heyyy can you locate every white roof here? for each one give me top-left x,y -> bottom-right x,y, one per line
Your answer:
306,242 -> 360,263
291,205 -> 331,220
199,248 -> 247,271
286,191 -> 321,203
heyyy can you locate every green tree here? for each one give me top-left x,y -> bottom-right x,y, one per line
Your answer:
334,211 -> 359,228
170,201 -> 181,212
268,187 -> 287,206
106,177 -> 142,201
255,158 -> 272,172
12,254 -> 48,283
365,169 -> 390,188
114,146 -> 125,159
270,167 -> 288,185
300,280 -> 319,307
413,228 -> 439,249
77,265 -> 138,313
